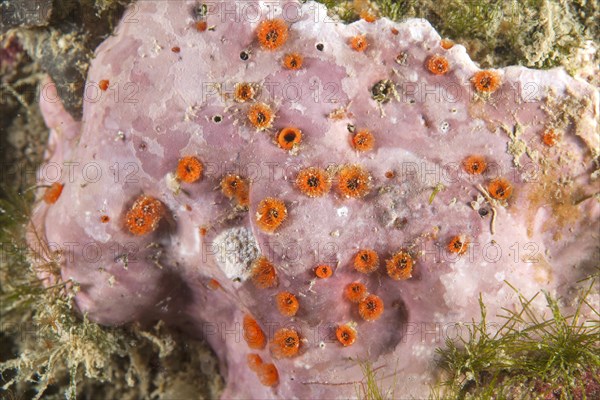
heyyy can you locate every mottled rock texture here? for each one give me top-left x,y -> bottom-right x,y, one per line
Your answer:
31,1 -> 599,398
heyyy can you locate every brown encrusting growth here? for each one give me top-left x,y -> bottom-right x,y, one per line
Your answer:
248,103 -> 275,131
276,127 -> 302,150
43,182 -> 64,204
176,156 -> 203,183
472,70 -> 501,93
336,324 -> 357,346
447,235 -> 469,255
337,165 -> 371,198
386,251 -> 413,280
243,315 -> 266,349
358,294 -> 384,321
462,155 -> 487,175
353,249 -> 379,274
125,195 -> 165,236
255,197 -> 287,233
315,264 -> 333,279
349,35 -> 368,51
488,178 -> 513,200
426,55 -> 450,75
351,129 -> 375,151
345,282 -> 368,303
257,19 -> 289,50
276,291 -> 299,317
296,167 -> 331,197
283,53 -> 303,70
271,328 -> 300,358
250,256 -> 278,288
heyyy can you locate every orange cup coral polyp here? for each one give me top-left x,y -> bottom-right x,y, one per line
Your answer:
462,155 -> 487,175
125,195 -> 165,236
488,178 -> 513,200
296,167 -> 331,197
176,156 -> 203,183
472,70 -> 501,93
276,291 -> 299,317
256,19 -> 289,50
243,314 -> 266,349
255,197 -> 287,233
271,328 -> 300,358
426,55 -> 449,75
250,256 -> 278,289
336,324 -> 357,346
358,294 -> 384,321
248,103 -> 275,131
344,282 -> 367,303
353,249 -> 379,274
337,165 -> 371,198
386,251 -> 414,280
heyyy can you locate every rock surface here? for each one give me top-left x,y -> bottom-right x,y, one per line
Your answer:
31,1 -> 599,398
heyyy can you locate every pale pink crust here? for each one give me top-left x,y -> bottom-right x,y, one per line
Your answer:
31,1 -> 599,399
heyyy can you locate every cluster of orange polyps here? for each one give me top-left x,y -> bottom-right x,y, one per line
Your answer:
115,17 -> 512,390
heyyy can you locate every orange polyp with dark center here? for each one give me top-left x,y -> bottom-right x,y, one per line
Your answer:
243,315 -> 266,349
386,251 -> 413,280
426,55 -> 449,75
100,215 -> 110,223
350,35 -> 368,52
315,264 -> 333,279
220,174 -> 249,207
488,178 -> 513,200
250,256 -> 278,289
351,130 -> 374,151
276,291 -> 299,317
296,167 -> 331,197
283,53 -> 303,70
462,155 -> 487,175
448,235 -> 469,255
359,294 -> 384,321
221,174 -> 243,198
176,156 -> 203,183
257,19 -> 289,50
271,328 -> 300,358
344,282 -> 367,303
353,249 -> 379,274
234,82 -> 256,102
276,127 -> 302,150
336,324 -> 357,346
43,182 -> 64,204
125,195 -> 165,236
337,165 -> 371,198
248,103 -> 274,131
256,197 -> 287,233
472,70 -> 501,93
